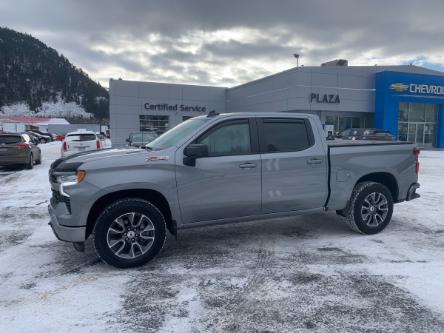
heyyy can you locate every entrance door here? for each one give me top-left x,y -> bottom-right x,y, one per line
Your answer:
398,102 -> 437,148
404,123 -> 435,147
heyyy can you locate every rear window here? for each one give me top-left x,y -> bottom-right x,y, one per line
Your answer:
261,119 -> 312,153
66,134 -> 96,141
0,135 -> 22,144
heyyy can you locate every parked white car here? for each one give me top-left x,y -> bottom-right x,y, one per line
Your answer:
96,132 -> 112,149
61,130 -> 102,157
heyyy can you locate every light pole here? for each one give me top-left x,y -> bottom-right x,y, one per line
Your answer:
293,53 -> 300,68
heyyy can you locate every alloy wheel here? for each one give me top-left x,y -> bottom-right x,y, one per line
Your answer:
106,212 -> 155,259
360,192 -> 389,227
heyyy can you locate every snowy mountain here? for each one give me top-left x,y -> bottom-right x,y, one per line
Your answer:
0,27 -> 109,119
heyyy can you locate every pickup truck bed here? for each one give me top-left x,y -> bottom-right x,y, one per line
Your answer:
326,140 -> 418,211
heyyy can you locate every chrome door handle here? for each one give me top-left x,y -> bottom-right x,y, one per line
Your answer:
239,163 -> 256,169
307,158 -> 322,165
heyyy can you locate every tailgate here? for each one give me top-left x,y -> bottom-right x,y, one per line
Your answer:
0,144 -> 21,156
0,136 -> 27,157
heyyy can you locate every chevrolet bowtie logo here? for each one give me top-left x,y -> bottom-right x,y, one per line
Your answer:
390,83 -> 409,92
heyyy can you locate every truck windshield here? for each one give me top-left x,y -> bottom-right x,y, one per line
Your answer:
147,118 -> 207,150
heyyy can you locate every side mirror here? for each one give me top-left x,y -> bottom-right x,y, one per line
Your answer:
183,144 -> 208,166
326,133 -> 335,141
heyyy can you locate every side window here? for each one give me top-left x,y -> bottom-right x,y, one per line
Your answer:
261,119 -> 312,153
197,120 -> 251,156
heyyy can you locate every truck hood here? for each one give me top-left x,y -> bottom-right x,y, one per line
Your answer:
51,146 -> 177,172
51,148 -> 143,170
65,148 -> 143,163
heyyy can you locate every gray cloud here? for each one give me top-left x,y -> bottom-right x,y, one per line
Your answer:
2,0 -> 444,86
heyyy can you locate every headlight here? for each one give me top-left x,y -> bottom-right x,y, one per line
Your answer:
57,170 -> 86,197
57,170 -> 86,185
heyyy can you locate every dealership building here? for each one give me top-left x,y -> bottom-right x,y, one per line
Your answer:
110,60 -> 444,148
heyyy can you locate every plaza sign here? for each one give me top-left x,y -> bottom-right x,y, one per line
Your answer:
144,102 -> 207,112
390,82 -> 444,96
309,93 -> 340,104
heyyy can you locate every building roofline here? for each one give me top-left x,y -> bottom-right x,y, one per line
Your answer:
230,64 -> 444,90
109,78 -> 228,90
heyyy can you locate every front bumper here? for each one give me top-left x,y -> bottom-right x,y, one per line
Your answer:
48,204 -> 86,242
406,182 -> 420,201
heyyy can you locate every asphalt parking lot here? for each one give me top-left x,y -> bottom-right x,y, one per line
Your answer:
1,142 -> 444,332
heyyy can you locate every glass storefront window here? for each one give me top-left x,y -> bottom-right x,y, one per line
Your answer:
139,115 -> 169,133
398,123 -> 408,141
325,116 -> 336,126
399,102 -> 409,121
425,104 -> 438,122
408,103 -> 425,122
351,117 -> 360,128
324,115 -> 363,133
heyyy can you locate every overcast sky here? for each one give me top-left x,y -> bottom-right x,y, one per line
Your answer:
1,0 -> 444,87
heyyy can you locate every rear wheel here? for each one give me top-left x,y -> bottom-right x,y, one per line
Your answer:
345,181 -> 394,234
93,198 -> 166,268
25,153 -> 34,169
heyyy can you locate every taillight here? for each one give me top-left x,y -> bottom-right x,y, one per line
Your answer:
17,143 -> 29,149
62,141 -> 67,152
96,140 -> 101,149
413,147 -> 420,175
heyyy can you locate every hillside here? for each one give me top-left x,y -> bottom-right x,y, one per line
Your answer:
0,27 -> 108,119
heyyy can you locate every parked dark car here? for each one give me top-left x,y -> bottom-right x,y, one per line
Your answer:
30,129 -> 54,141
0,133 -> 42,169
25,132 -> 43,145
340,128 -> 396,141
27,131 -> 52,143
126,131 -> 158,148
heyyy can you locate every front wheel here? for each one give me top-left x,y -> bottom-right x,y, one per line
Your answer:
345,181 -> 394,234
93,198 -> 166,268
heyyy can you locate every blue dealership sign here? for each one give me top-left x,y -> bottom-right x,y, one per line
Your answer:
375,71 -> 444,147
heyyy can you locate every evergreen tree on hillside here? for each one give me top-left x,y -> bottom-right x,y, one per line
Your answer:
0,27 -> 109,119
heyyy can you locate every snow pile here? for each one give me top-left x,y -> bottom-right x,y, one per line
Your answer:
37,98 -> 92,119
1,98 -> 93,119
0,102 -> 30,116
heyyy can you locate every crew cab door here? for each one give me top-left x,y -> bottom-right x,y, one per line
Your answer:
176,118 -> 261,224
258,117 -> 328,213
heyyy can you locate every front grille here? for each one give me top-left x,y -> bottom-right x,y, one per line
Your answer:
51,189 -> 71,214
50,173 -> 57,183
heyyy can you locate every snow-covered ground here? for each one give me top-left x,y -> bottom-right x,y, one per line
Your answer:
1,142 -> 443,332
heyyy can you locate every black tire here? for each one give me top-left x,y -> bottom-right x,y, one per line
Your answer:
25,153 -> 34,169
93,198 -> 166,268
39,138 -> 45,144
345,181 -> 394,234
35,154 -> 42,165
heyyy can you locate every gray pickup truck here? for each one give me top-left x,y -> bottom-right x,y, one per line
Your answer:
48,113 -> 420,268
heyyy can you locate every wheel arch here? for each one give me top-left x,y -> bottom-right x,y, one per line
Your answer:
355,172 -> 399,201
86,189 -> 174,239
